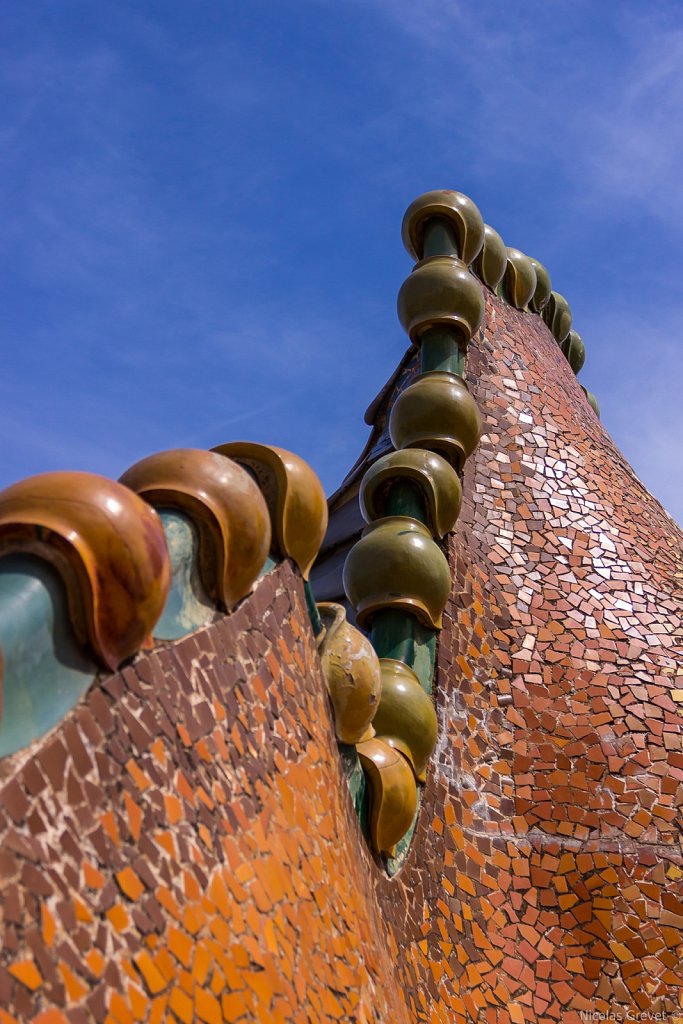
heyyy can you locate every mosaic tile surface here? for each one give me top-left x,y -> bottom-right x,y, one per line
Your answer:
1,292 -> 682,1022
0,564 -> 408,1023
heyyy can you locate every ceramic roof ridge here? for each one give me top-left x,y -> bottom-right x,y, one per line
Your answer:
0,444 -> 328,757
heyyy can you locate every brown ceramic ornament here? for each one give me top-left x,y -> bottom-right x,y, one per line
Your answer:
316,602 -> 381,744
120,448 -> 271,610
0,472 -> 170,669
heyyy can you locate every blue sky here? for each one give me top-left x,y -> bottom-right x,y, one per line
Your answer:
1,1 -> 682,523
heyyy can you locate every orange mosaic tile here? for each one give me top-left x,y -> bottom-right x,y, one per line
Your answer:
8,959 -> 42,991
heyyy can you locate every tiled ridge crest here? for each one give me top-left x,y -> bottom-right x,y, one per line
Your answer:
319,189 -> 609,867
0,445 -> 329,760
395,285 -> 683,1017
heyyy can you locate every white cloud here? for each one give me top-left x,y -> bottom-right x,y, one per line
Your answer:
580,23 -> 683,223
346,0 -> 683,228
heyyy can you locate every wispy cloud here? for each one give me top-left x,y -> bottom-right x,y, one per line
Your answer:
346,0 -> 683,231
580,305 -> 683,523
582,20 -> 683,220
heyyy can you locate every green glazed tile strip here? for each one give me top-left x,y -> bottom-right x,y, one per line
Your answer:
0,555 -> 96,758
422,217 -> 460,259
420,326 -> 466,377
154,510 -> 215,640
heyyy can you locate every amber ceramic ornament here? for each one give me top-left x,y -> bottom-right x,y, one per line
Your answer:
357,736 -> 418,856
343,516 -> 451,630
528,257 -> 552,313
397,255 -> 485,349
472,224 -> 507,292
581,385 -> 601,417
389,370 -> 482,472
542,290 -> 572,343
120,448 -> 271,610
0,472 -> 169,669
360,448 -> 462,539
501,248 -> 536,310
401,189 -> 485,266
212,442 -> 327,579
316,602 -> 381,744
561,328 -> 586,375
371,659 -> 438,783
